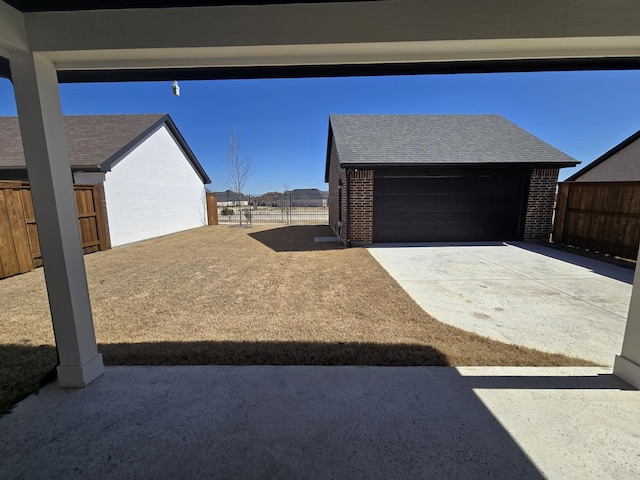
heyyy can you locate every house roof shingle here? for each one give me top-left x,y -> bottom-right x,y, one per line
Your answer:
284,188 -> 324,197
327,114 -> 578,172
211,190 -> 249,201
0,114 -> 211,183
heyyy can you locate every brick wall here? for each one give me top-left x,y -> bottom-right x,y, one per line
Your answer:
327,137 -> 342,239
347,169 -> 374,246
327,141 -> 374,246
524,168 -> 559,242
332,161 -> 558,244
103,124 -> 206,247
339,169 -> 347,245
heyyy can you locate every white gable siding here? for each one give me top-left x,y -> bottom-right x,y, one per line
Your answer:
73,172 -> 106,185
575,138 -> 640,182
103,124 -> 206,247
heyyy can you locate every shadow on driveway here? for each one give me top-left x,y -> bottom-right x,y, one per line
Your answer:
511,242 -> 634,284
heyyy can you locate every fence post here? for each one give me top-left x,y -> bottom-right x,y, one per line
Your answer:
92,184 -> 110,250
244,195 -> 252,225
552,182 -> 569,244
206,193 -> 219,225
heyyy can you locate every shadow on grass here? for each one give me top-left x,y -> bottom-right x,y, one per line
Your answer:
249,225 -> 343,252
1,341 -> 448,414
99,340 -> 449,366
0,344 -> 57,415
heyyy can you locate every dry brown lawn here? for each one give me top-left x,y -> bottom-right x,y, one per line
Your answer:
0,224 -> 593,411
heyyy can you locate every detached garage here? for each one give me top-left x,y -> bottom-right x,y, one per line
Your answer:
325,115 -> 578,246
0,114 -> 211,247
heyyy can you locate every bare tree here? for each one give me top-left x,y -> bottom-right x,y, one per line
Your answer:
224,130 -> 252,226
281,183 -> 292,224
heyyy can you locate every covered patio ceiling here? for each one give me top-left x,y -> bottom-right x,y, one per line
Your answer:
0,0 -> 639,389
1,0 -> 640,79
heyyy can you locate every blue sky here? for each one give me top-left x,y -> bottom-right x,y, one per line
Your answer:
1,70 -> 639,193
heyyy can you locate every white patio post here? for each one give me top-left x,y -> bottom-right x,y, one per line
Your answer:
614,247 -> 640,389
10,51 -> 104,387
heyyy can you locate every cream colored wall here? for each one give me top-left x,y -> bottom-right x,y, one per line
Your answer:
576,138 -> 640,182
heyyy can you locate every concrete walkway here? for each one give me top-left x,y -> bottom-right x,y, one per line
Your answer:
1,366 -> 638,479
367,242 -> 634,366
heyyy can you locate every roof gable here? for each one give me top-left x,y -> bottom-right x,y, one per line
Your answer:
565,129 -> 640,181
326,114 -> 578,173
0,114 -> 210,184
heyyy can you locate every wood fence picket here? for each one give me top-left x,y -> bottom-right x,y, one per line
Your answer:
552,181 -> 640,260
0,181 -> 109,279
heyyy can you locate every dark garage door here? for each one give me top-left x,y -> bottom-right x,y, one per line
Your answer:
373,175 -> 528,243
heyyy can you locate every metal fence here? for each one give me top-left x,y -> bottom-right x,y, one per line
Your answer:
217,193 -> 328,225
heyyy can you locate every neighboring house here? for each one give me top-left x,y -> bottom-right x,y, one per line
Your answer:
255,191 -> 281,207
325,114 -> 578,246
320,191 -> 329,207
566,129 -> 640,182
281,188 -> 326,207
213,190 -> 249,206
0,114 -> 211,247
253,189 -> 328,208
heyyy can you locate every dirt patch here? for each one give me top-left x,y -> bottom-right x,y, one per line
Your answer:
0,224 -> 594,411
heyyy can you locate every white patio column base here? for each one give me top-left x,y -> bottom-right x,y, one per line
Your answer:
613,245 -> 640,390
57,353 -> 105,388
613,356 -> 640,390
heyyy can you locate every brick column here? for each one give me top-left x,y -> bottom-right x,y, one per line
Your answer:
523,168 -> 559,242
347,169 -> 374,246
338,169 -> 347,245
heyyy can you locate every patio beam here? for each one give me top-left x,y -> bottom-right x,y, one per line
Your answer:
17,1 -> 640,71
0,1 -> 27,58
10,51 -> 104,388
614,248 -> 640,389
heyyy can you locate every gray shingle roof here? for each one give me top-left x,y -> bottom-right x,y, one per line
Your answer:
0,114 -> 210,183
212,190 -> 249,201
328,114 -> 578,167
285,188 -> 324,197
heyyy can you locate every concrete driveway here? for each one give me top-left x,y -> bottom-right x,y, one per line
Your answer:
367,242 -> 634,366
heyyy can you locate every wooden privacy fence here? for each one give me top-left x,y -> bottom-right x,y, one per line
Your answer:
552,181 -> 640,260
206,192 -> 218,225
0,181 -> 109,279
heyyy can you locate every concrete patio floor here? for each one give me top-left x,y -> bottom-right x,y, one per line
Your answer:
0,366 -> 638,479
367,242 -> 634,366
